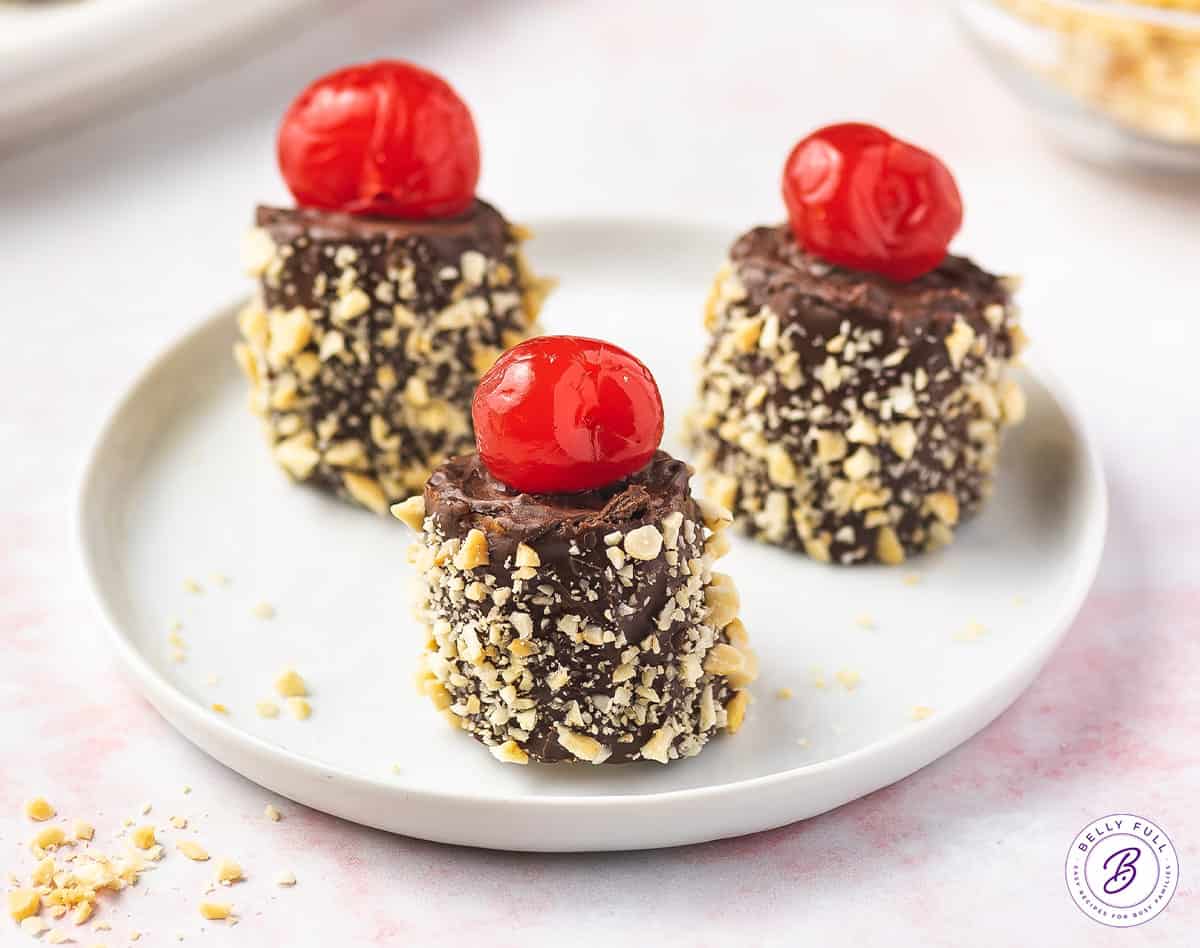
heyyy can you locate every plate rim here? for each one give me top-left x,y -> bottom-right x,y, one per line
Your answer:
74,217 -> 1108,821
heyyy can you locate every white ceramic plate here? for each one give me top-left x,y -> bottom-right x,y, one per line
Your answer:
77,218 -> 1106,852
0,0 -> 320,150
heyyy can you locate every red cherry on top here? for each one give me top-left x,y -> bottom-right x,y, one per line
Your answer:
277,60 -> 480,219
472,336 -> 665,495
782,122 -> 963,282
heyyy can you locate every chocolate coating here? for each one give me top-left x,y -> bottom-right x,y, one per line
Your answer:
426,451 -> 692,550
234,198 -> 551,512
413,451 -> 755,765
256,200 -> 511,263
730,225 -> 1013,371
689,223 -> 1027,565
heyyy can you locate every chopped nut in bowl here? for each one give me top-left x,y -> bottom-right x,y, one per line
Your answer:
957,0 -> 1200,171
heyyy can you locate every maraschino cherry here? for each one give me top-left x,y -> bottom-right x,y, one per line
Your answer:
277,60 -> 480,219
472,336 -> 665,495
782,122 -> 962,282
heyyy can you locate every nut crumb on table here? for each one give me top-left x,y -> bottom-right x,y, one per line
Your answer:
24,798 -> 55,822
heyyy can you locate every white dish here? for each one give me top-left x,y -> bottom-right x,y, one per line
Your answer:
77,217 -> 1106,852
0,0 -> 319,150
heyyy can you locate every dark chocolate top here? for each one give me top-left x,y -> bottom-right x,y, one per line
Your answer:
730,223 -> 1010,358
426,451 -> 693,547
256,198 -> 511,259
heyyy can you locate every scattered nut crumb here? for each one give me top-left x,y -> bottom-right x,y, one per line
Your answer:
198,902 -> 232,921
182,578 -> 203,594
796,737 -> 810,748
855,614 -> 877,630
286,697 -> 311,720
775,688 -> 794,700
214,858 -> 243,885
140,802 -> 152,816
836,669 -> 861,691
901,573 -> 922,586
21,915 -> 49,936
251,602 -> 275,620
211,573 -> 230,587
210,703 -> 229,715
256,701 -> 280,719
31,857 -> 54,887
169,815 -> 188,830
182,785 -> 192,795
273,668 -> 307,698
8,887 -> 41,921
911,705 -> 934,721
73,821 -> 94,841
25,797 -> 56,822
131,825 -> 156,850
263,804 -> 281,823
31,825 -> 65,853
275,871 -> 296,887
176,840 -> 209,862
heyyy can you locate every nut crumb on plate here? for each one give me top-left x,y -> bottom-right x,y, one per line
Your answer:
256,701 -> 280,719
835,669 -> 861,691
286,697 -> 312,720
273,668 -> 307,698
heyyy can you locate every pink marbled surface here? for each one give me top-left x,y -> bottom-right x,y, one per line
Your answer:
1,1 -> 1197,944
